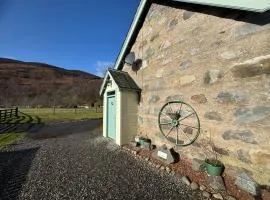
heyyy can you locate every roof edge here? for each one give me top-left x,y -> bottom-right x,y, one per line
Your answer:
114,0 -> 150,70
99,72 -> 109,96
173,0 -> 270,13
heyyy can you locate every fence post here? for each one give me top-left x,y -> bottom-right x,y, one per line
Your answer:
15,107 -> 18,118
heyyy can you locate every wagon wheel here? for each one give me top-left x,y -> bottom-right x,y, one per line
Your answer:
158,101 -> 200,146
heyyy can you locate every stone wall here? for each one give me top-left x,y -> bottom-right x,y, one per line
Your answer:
122,3 -> 270,185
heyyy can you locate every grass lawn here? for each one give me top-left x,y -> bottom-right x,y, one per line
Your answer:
0,133 -> 26,150
20,108 -> 103,123
0,108 -> 103,150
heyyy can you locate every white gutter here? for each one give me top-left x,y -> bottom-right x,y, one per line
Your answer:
114,0 -> 148,70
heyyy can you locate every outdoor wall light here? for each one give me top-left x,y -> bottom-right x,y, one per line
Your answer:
124,51 -> 142,72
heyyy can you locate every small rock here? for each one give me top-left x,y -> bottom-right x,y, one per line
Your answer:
216,92 -> 247,104
129,141 -> 137,147
180,75 -> 196,86
191,94 -> 207,104
122,146 -> 129,151
181,176 -> 191,186
234,106 -> 270,125
156,164 -> 161,169
165,167 -> 171,172
226,196 -> 236,200
145,157 -> 150,161
160,166 -> 165,170
220,51 -> 241,60
131,150 -> 137,155
202,191 -> 211,198
230,55 -> 270,78
192,158 -> 204,171
179,60 -> 192,70
213,193 -> 223,199
204,111 -> 223,121
235,172 -> 260,196
190,182 -> 199,190
200,185 -> 206,191
207,176 -> 226,192
152,146 -> 176,164
222,130 -> 257,144
204,69 -> 223,84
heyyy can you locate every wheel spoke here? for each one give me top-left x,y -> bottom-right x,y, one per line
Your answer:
177,103 -> 183,114
178,112 -> 194,122
179,126 -> 192,144
168,102 -> 174,113
161,111 -> 171,120
166,126 -> 174,137
179,123 -> 199,129
160,122 -> 172,125
176,126 -> 179,145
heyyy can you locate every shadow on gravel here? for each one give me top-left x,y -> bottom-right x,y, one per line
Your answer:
0,112 -> 44,134
0,147 -> 39,200
27,119 -> 103,140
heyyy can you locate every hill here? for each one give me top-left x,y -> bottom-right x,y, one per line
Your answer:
0,58 -> 103,107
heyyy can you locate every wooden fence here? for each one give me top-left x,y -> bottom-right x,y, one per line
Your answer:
0,108 -> 19,121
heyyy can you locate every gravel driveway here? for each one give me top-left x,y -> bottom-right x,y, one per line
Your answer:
0,119 -> 203,200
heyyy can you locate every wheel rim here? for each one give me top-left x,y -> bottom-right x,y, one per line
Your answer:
158,101 -> 200,146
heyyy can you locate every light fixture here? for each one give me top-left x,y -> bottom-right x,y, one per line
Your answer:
124,51 -> 135,65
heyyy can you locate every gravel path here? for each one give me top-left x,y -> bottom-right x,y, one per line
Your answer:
0,119 -> 203,200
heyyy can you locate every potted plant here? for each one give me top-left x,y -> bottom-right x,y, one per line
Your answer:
204,157 -> 224,176
203,133 -> 224,176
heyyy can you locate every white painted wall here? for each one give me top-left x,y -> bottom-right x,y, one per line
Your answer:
103,75 -> 139,145
120,90 -> 138,145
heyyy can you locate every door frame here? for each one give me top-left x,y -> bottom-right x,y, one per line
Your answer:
106,91 -> 116,139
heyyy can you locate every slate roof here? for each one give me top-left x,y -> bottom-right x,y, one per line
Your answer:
108,69 -> 141,91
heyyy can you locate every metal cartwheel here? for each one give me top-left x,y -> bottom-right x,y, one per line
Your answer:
158,101 -> 200,146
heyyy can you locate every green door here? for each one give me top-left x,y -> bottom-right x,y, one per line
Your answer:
107,94 -> 116,139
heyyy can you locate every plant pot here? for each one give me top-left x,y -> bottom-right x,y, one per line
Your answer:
139,137 -> 151,147
205,159 -> 224,176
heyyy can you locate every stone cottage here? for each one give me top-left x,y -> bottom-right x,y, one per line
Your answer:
100,0 -> 270,185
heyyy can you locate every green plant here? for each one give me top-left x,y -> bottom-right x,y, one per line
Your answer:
205,158 -> 223,167
203,129 -> 224,176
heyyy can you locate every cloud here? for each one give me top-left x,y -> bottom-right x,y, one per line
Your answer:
95,60 -> 114,77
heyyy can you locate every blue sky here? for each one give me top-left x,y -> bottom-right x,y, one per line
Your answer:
0,0 -> 139,76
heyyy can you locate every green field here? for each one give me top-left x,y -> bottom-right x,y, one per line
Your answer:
0,108 -> 103,150
20,108 -> 103,123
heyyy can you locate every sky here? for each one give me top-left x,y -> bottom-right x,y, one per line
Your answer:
0,0 -> 140,76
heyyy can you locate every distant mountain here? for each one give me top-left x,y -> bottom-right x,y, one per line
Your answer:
0,58 -> 103,107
